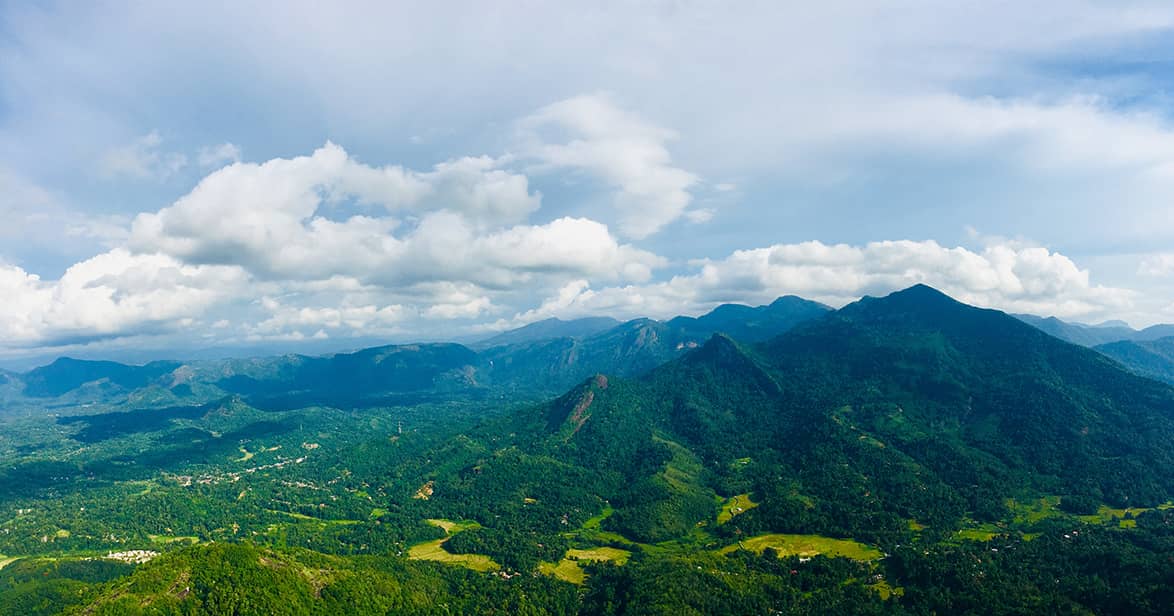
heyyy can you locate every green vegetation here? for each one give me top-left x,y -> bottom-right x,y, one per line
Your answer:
407,538 -> 499,572
407,518 -> 498,572
538,558 -> 586,584
717,493 -> 758,524
566,547 -> 631,564
0,285 -> 1171,613
423,518 -> 480,534
719,533 -> 883,560
952,527 -> 1000,542
1076,502 -> 1174,525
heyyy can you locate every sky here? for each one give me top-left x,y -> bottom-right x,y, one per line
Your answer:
4,1 -> 1174,366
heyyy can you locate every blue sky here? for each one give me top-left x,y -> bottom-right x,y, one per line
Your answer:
4,1 -> 1174,365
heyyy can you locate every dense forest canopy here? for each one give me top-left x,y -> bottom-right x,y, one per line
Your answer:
0,286 -> 1170,614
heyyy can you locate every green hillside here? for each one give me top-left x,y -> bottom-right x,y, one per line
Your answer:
1,286 -> 1173,614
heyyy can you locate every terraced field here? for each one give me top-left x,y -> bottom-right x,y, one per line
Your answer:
408,519 -> 499,572
717,493 -> 758,525
718,533 -> 883,561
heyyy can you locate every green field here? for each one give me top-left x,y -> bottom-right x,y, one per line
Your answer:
1006,496 -> 1063,524
539,546 -> 632,585
267,509 -> 361,525
539,559 -> 586,584
408,538 -> 500,572
147,534 -> 200,545
567,546 -> 631,564
717,493 -> 758,525
953,527 -> 1000,542
1077,502 -> 1173,525
409,518 -> 499,572
719,533 -> 883,561
424,518 -> 481,534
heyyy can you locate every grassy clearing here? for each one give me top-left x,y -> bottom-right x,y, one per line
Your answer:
267,510 -> 360,525
717,493 -> 758,525
147,534 -> 199,545
408,539 -> 499,572
424,518 -> 481,535
581,506 -> 614,530
567,547 -> 631,565
121,480 -> 156,496
1077,502 -> 1173,525
870,579 -> 905,600
539,559 -> 586,584
408,518 -> 498,572
540,546 -> 632,585
562,506 -> 639,547
907,520 -> 926,531
1006,496 -> 1063,525
953,526 -> 1001,542
587,530 -> 638,546
719,534 -> 882,561
730,457 -> 752,470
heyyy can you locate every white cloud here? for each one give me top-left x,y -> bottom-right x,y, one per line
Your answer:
99,131 -> 188,180
197,142 -> 242,168
0,142 -> 666,348
1,124 -> 1153,353
0,249 -> 246,347
249,298 -> 407,339
128,143 -> 657,287
510,238 -> 1134,325
518,94 -> 698,239
1139,253 -> 1174,277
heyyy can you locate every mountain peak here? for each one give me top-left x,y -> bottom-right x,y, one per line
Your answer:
769,294 -> 828,310
685,333 -> 763,374
888,283 -> 956,303
838,284 -> 967,323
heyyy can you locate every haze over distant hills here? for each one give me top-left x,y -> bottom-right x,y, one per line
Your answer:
10,291 -> 1174,410
471,317 -> 622,349
1,284 -> 1172,614
0,296 -> 832,409
1013,313 -> 1174,347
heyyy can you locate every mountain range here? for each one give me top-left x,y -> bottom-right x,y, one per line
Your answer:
1,285 -> 1173,614
3,296 -> 832,409
429,285 -> 1174,546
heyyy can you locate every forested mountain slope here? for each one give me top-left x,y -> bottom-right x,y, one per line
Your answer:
1095,336 -> 1174,385
5,286 -> 1174,614
4,296 -> 831,408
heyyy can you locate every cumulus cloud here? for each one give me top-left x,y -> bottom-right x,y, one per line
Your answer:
0,141 -> 666,350
518,94 -> 698,239
128,143 -> 656,288
249,297 -> 407,340
506,239 -> 1133,326
99,131 -> 188,180
0,249 -> 246,347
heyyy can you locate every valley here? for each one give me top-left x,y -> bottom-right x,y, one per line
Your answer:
0,287 -> 1170,614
